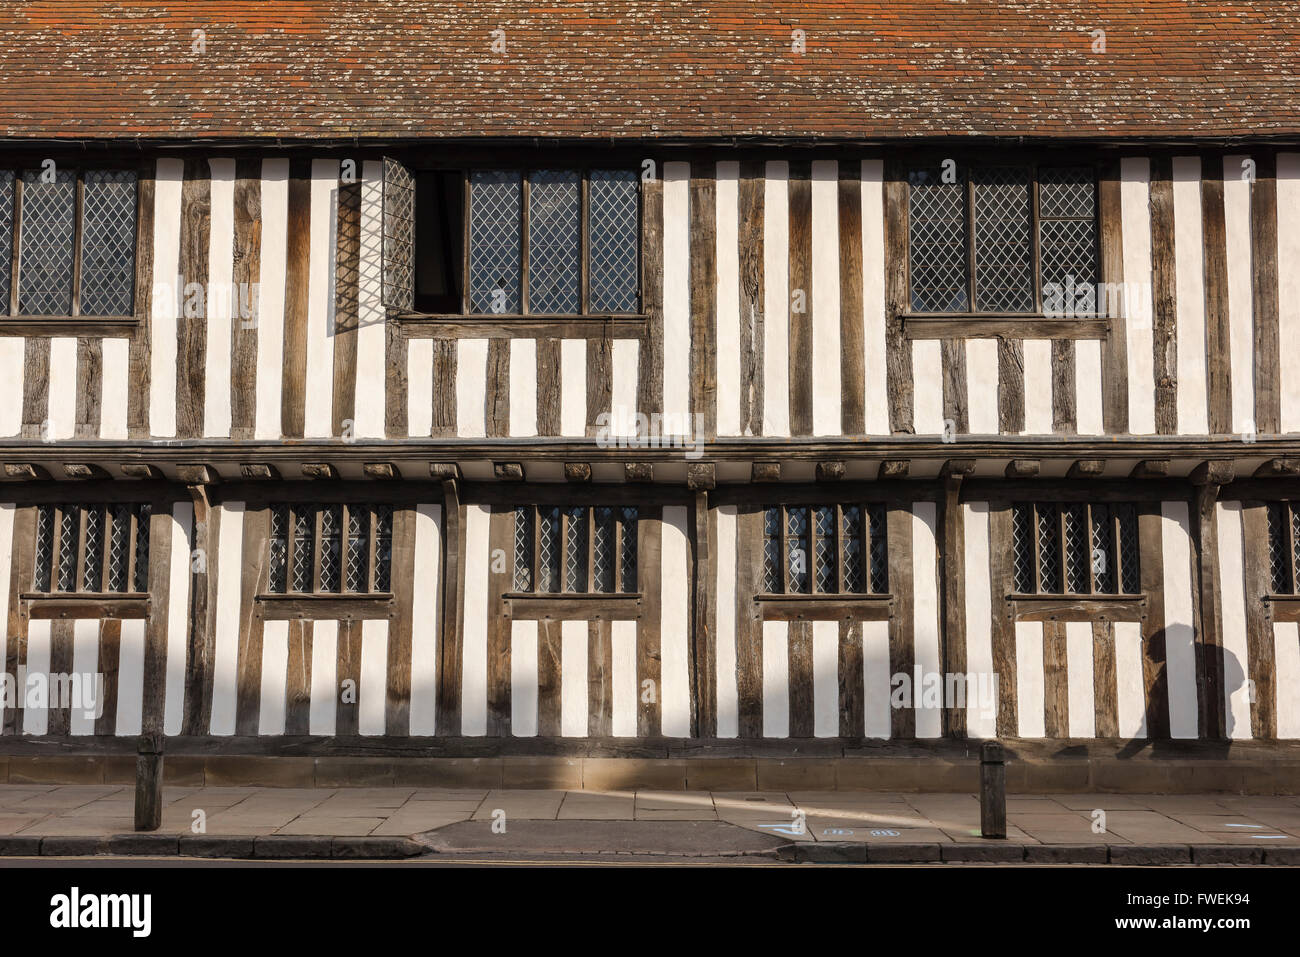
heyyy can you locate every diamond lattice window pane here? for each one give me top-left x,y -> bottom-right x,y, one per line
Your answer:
381,158 -> 415,312
1039,167 -> 1098,316
373,505 -> 393,593
1090,503 -> 1115,593
908,168 -> 968,312
33,504 -> 54,591
1062,504 -> 1089,593
82,505 -> 104,592
514,507 -> 534,593
292,506 -> 315,593
19,169 -> 75,315
1269,505 -> 1287,592
319,505 -> 342,593
620,507 -> 638,592
1036,504 -> 1061,593
589,170 -> 639,312
565,507 -> 588,593
469,170 -> 522,314
868,505 -> 888,594
268,505 -> 288,594
539,507 -> 562,593
1011,504 -> 1034,593
814,506 -> 836,593
79,170 -> 136,316
973,167 -> 1033,312
1116,504 -> 1140,594
132,503 -> 151,593
1287,505 -> 1300,596
57,504 -> 79,592
842,506 -> 865,593
592,507 -> 616,593
0,171 -> 13,314
108,503 -> 131,592
528,170 -> 581,314
787,507 -> 810,595
345,506 -> 370,593
763,507 -> 783,593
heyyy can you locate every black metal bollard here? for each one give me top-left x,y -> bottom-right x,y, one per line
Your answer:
980,741 -> 1006,839
134,732 -> 164,832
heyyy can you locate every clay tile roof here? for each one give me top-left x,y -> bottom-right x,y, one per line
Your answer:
1,0 -> 1297,142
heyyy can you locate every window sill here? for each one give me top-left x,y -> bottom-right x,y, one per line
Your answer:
901,314 -> 1111,340
22,592 -> 150,619
256,593 -> 396,621
1007,592 -> 1147,622
754,592 -> 893,622
503,592 -> 643,621
393,313 -> 648,338
1264,594 -> 1300,622
0,316 -> 141,337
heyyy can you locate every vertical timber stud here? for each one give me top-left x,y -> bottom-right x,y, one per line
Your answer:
141,503 -> 173,739
436,476 -> 463,735
979,741 -> 1006,839
1192,461 -> 1233,740
182,479 -> 216,735
941,460 -> 975,737
134,732 -> 163,832
690,481 -> 716,737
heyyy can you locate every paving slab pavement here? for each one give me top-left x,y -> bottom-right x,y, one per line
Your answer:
0,785 -> 1297,861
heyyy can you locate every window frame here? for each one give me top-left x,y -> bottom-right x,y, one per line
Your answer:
1009,500 -> 1141,600
900,156 -> 1105,334
759,503 -> 890,598
260,502 -> 395,600
509,503 -> 639,598
396,163 -> 645,326
0,158 -> 148,335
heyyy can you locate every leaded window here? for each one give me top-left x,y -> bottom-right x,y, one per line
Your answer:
2,166 -> 138,317
1266,502 -> 1300,595
266,504 -> 394,595
761,504 -> 889,595
513,505 -> 637,594
1011,501 -> 1139,596
907,164 -> 1098,316
466,167 -> 639,315
32,503 -> 151,594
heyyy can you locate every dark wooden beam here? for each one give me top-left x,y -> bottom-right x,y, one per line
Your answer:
493,462 -> 525,481
815,460 -> 846,482
686,462 -> 716,491
362,462 -> 400,480
879,459 -> 910,479
563,462 -> 592,482
1005,459 -> 1040,478
1067,459 -> 1107,479
238,463 -> 279,480
751,461 -> 781,482
1131,459 -> 1171,479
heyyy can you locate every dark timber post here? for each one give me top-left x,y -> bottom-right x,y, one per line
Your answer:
980,741 -> 1006,839
134,732 -> 164,831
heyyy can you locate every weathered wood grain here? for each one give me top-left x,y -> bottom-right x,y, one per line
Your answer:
738,161 -> 765,437
636,172 -> 665,429
385,506 -> 416,736
127,170 -> 156,440
74,337 -> 102,439
1099,160 -> 1129,434
1201,157 -> 1233,435
331,179 -> 361,438
176,158 -> 211,438
888,503 -> 915,739
998,339 -> 1025,434
280,158 -> 311,438
234,505 -> 268,736
787,161 -> 813,437
883,161 -> 914,433
838,167 -> 865,436
637,508 -> 663,736
1093,619 -> 1120,738
431,338 -> 456,437
1251,153 -> 1281,435
230,160 -> 262,440
690,163 -> 718,438
1150,157 -> 1179,435
988,504 -> 1018,737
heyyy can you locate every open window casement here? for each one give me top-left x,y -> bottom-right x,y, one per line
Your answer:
381,156 -> 415,312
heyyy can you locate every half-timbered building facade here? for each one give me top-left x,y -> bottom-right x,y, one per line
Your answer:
1,1 -> 1298,789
